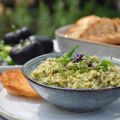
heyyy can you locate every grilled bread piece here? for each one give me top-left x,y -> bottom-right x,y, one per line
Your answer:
0,69 -> 40,98
80,18 -> 116,39
65,15 -> 120,45
65,15 -> 100,39
112,18 -> 120,33
88,33 -> 120,45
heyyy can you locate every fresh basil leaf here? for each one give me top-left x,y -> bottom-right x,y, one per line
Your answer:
97,59 -> 113,71
100,60 -> 112,66
57,45 -> 79,65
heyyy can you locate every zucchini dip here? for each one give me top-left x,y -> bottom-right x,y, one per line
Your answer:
31,46 -> 120,89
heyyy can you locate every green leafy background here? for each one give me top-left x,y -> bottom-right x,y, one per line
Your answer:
0,0 -> 119,39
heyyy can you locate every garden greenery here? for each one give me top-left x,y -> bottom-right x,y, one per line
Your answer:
0,0 -> 119,39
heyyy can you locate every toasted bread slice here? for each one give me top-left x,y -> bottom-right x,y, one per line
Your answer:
65,15 -> 100,39
75,15 -> 100,26
0,69 -> 40,98
65,15 -> 120,45
80,18 -> 116,39
88,33 -> 120,45
112,18 -> 120,33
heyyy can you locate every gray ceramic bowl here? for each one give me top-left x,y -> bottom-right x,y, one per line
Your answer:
23,53 -> 120,113
55,25 -> 120,59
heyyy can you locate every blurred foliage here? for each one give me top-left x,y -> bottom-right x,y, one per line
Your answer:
0,0 -> 119,39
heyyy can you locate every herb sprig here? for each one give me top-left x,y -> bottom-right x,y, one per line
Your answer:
57,45 -> 79,65
96,59 -> 113,71
56,45 -> 113,77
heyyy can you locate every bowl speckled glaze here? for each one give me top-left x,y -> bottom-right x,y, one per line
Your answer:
23,53 -> 120,113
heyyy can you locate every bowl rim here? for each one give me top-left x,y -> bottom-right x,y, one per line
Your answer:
55,24 -> 120,49
22,52 -> 120,92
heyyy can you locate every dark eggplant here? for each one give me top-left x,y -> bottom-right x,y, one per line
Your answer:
16,27 -> 33,40
3,27 -> 33,45
10,39 -> 44,65
29,35 -> 53,53
3,32 -> 19,44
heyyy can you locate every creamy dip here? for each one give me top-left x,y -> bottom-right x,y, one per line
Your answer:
31,46 -> 120,89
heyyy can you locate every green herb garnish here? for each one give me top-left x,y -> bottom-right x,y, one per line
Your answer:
65,45 -> 79,58
57,45 -> 79,65
56,45 -> 79,77
96,59 -> 113,71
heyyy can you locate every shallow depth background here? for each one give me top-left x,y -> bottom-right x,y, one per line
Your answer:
0,0 -> 120,39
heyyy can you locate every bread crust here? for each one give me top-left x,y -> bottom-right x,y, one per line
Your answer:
112,18 -> 120,33
65,15 -> 100,39
80,18 -> 116,38
88,33 -> 120,45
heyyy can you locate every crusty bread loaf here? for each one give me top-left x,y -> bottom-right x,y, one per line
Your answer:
65,15 -> 120,45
